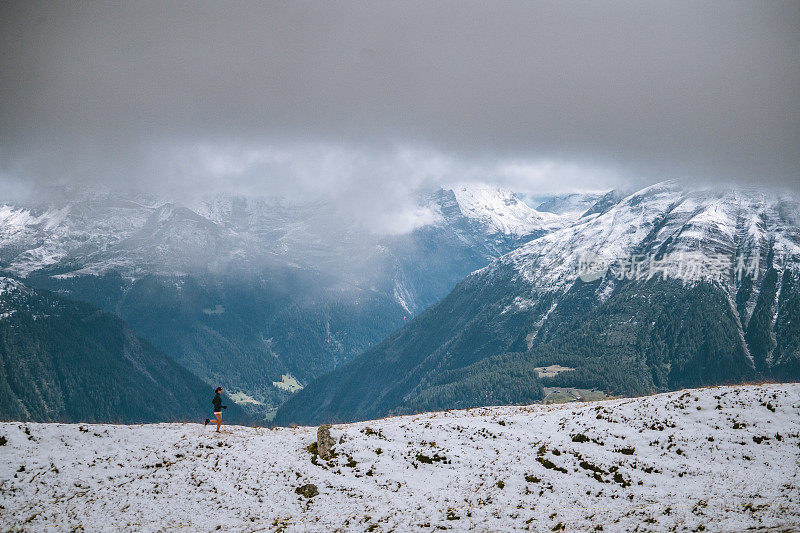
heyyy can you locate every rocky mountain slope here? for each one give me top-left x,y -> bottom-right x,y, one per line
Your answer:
277,182 -> 800,425
0,278 -> 251,424
1,383 -> 797,531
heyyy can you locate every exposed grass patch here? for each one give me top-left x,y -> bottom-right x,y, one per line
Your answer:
536,457 -> 567,474
415,453 -> 449,464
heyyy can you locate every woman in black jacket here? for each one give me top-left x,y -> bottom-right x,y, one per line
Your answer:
205,387 -> 227,432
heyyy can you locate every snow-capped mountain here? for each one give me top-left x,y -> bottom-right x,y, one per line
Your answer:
3,383 -> 798,531
446,184 -> 566,236
503,182 -> 799,289
0,194 -> 243,278
277,182 -> 800,425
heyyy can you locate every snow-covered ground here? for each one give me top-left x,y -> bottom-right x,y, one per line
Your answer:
1,383 -> 798,532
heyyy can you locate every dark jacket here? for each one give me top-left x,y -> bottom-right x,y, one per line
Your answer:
212,393 -> 223,412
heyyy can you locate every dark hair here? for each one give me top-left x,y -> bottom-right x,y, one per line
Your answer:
215,386 -> 222,393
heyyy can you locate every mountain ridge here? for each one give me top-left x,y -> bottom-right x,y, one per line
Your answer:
276,182 -> 800,425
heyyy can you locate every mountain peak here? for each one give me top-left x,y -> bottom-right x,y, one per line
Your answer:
446,183 -> 563,236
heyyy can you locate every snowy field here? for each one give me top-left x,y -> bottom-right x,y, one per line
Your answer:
1,383 -> 799,532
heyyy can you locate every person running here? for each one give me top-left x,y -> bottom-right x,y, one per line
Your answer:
204,387 -> 227,432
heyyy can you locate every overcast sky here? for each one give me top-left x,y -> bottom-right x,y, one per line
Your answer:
1,1 -> 798,229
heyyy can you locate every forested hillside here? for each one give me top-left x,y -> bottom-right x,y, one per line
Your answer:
0,278 -> 251,424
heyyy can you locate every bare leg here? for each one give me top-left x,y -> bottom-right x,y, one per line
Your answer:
215,412 -> 223,432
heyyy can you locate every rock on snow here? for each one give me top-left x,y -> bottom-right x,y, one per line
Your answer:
1,383 -> 798,531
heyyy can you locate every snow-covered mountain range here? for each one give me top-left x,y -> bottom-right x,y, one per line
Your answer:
500,182 -> 800,294
277,182 -> 800,425
2,383 -> 798,531
0,185 -> 569,282
0,184 -> 577,418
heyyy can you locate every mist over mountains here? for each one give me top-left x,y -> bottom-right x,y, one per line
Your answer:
2,180 -> 798,425
0,183 -> 583,420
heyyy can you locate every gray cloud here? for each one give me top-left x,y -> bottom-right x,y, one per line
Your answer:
1,0 -> 798,202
